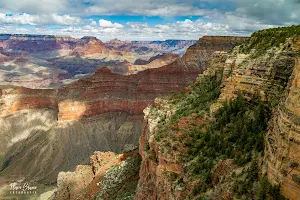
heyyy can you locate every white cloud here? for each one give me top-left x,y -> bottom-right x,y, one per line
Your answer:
50,14 -> 81,25
83,1 -> 214,16
99,19 -> 123,29
90,20 -> 97,26
0,13 -> 81,25
0,17 -> 261,41
0,0 -> 299,41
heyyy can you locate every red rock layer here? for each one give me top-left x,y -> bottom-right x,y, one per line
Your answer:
0,88 -> 59,115
0,36 -> 247,122
182,36 -> 248,70
0,34 -> 77,52
69,36 -> 132,57
69,36 -> 109,56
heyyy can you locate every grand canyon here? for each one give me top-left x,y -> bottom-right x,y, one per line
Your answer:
0,1 -> 300,200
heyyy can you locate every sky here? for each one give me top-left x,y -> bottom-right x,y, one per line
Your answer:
0,0 -> 299,41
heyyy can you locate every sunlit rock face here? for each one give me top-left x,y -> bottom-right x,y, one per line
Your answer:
0,36 -> 245,184
69,36 -> 110,56
265,57 -> 300,200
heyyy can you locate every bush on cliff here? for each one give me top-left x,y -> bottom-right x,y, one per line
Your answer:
240,24 -> 300,57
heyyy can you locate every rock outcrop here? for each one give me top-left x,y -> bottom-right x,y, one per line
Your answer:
51,151 -> 141,200
69,36 -> 110,56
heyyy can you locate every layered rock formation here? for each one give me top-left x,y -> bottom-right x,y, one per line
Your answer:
0,35 -> 246,189
181,36 -> 247,70
135,53 -> 227,200
106,39 -> 197,56
0,34 -> 198,88
0,34 -> 77,52
69,36 -> 109,56
136,30 -> 300,199
264,43 -> 300,199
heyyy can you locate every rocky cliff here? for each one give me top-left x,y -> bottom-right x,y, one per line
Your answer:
136,26 -> 300,200
0,35 -> 246,191
264,40 -> 300,200
0,34 -> 77,52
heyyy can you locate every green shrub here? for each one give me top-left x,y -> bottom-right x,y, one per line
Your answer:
240,25 -> 300,57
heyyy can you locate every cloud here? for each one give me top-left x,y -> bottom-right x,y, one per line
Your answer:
0,0 -> 299,40
233,0 -> 300,26
83,0 -> 215,16
90,20 -> 97,26
0,13 -> 81,25
99,19 -> 123,29
0,16 -> 279,41
0,0 -> 67,14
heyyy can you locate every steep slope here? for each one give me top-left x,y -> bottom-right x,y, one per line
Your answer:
136,26 -> 300,200
125,53 -> 179,75
52,151 -> 141,200
0,36 -> 246,189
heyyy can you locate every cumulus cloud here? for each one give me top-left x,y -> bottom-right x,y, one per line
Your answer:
0,19 -> 246,41
0,0 -> 299,40
0,13 -> 81,25
99,19 -> 123,29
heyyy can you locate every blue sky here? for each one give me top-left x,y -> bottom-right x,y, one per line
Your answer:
0,0 -> 299,41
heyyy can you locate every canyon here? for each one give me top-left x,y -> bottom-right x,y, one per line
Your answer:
2,26 -> 299,200
0,34 -> 196,88
0,35 -> 246,199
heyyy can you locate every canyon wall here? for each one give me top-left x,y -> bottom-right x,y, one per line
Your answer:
136,33 -> 300,199
135,53 -> 227,200
264,58 -> 300,200
0,34 -> 77,52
